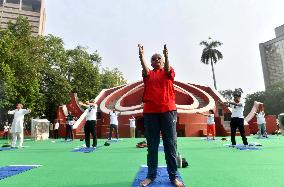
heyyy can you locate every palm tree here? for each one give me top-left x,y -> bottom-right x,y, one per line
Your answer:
200,37 -> 223,90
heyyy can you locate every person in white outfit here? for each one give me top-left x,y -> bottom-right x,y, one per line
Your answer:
255,110 -> 268,138
8,103 -> 31,148
129,116 -> 136,138
108,109 -> 121,140
54,120 -> 60,139
79,99 -> 98,148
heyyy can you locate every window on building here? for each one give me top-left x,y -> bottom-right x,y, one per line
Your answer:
22,0 -> 41,12
6,0 -> 20,4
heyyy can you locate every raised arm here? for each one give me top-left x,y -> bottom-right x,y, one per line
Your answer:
196,112 -> 209,117
24,108 -> 31,114
227,101 -> 243,107
79,101 -> 89,108
8,110 -> 15,115
163,44 -> 170,74
218,100 -> 242,107
138,44 -> 149,77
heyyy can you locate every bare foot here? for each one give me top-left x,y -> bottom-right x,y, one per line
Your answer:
172,178 -> 184,187
140,178 -> 152,187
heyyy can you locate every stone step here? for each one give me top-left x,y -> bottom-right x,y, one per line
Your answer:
190,92 -> 206,108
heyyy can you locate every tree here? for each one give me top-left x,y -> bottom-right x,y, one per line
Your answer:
40,35 -> 72,120
219,89 -> 233,101
244,91 -> 265,116
66,46 -> 102,101
0,16 -> 127,123
0,29 -> 17,109
244,81 -> 284,116
200,37 -> 223,90
263,82 -> 284,115
219,88 -> 243,101
0,16 -> 45,117
0,63 -> 17,108
100,67 -> 127,89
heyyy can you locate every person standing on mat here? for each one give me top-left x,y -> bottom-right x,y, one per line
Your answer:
54,120 -> 59,139
79,99 -> 98,148
255,109 -> 268,138
138,44 -> 184,187
108,109 -> 121,140
221,92 -> 248,147
65,112 -> 74,141
196,110 -> 216,140
129,116 -> 136,138
8,103 -> 31,148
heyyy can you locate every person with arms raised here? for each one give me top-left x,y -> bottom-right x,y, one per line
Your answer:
138,44 -> 184,187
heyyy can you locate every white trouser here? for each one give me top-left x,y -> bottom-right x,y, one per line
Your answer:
12,132 -> 24,147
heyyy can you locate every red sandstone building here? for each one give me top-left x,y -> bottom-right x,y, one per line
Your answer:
55,81 -> 277,139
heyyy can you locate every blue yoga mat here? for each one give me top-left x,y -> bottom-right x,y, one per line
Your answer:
132,165 -> 185,187
249,142 -> 262,146
107,139 -> 123,143
201,137 -> 218,141
0,165 -> 41,180
0,147 -> 17,151
71,145 -> 102,153
225,144 -> 260,150
225,144 -> 243,148
237,146 -> 260,150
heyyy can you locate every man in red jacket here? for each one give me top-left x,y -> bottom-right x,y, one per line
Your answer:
138,44 -> 184,187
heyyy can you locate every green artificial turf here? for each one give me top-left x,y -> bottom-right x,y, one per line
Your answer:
0,136 -> 284,187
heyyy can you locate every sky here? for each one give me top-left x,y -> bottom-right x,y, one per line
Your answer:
44,0 -> 284,95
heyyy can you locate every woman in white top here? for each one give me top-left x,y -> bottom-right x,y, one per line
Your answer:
108,109 -> 121,140
8,103 -> 31,148
255,109 -> 268,138
197,110 -> 216,140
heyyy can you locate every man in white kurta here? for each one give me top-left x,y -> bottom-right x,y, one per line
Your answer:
8,104 -> 31,148
129,116 -> 136,138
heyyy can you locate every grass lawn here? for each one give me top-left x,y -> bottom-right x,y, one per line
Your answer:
1,136 -> 284,187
